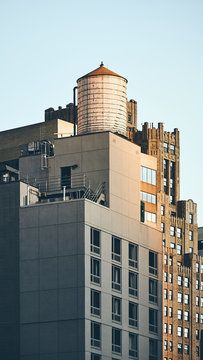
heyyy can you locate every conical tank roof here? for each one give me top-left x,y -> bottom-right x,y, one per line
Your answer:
77,62 -> 128,82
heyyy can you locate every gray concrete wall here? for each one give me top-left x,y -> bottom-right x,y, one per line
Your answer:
0,182 -> 20,359
19,200 -> 86,360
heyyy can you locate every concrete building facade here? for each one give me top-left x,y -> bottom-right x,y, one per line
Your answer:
0,62 -> 202,359
0,129 -> 163,359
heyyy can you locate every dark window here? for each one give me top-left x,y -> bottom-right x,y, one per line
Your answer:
149,279 -> 158,304
149,308 -> 158,334
91,289 -> 101,317
112,296 -> 121,323
129,271 -> 138,297
149,338 -> 158,360
129,302 -> 138,328
61,166 -> 71,188
149,251 -> 158,276
129,243 -> 138,269
112,328 -> 121,354
112,236 -> 121,262
91,322 -> 101,348
129,333 -> 138,358
91,228 -> 100,255
91,258 -> 101,285
112,265 -> 121,291
91,353 -> 101,360
178,343 -> 183,354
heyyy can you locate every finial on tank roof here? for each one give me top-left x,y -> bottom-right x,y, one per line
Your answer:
100,61 -> 104,67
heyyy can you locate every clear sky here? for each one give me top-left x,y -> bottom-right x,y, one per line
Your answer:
0,0 -> 202,225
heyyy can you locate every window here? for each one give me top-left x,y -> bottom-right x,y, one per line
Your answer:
149,279 -> 158,304
149,308 -> 158,333
170,226 -> 175,236
164,142 -> 168,152
91,353 -> 101,360
112,327 -> 121,354
164,289 -> 168,299
184,328 -> 189,338
189,230 -> 193,241
196,346 -> 200,357
201,297 -> 203,307
112,296 -> 121,323
91,228 -> 100,255
169,290 -> 173,300
164,255 -> 167,265
164,323 -> 167,333
169,273 -> 173,283
112,265 -> 121,291
128,114 -> 132,123
178,326 -> 183,336
141,166 -> 156,185
201,264 -> 203,273
164,340 -> 168,351
170,242 -> 175,249
201,281 -> 203,290
184,311 -> 189,321
61,166 -> 71,188
169,341 -> 173,352
184,277 -> 189,288
178,275 -> 182,286
184,344 -> 189,354
149,338 -> 158,360
129,272 -> 138,297
189,213 -> 193,224
164,272 -> 168,282
169,324 -> 173,334
91,290 -> 101,317
91,258 -> 101,285
177,228 -> 182,238
177,244 -> 182,255
196,329 -> 199,340
196,262 -> 199,273
145,211 -> 156,223
178,261 -> 182,266
196,279 -> 199,290
169,256 -> 173,266
178,343 -> 183,354
129,243 -> 138,269
178,293 -> 182,303
161,205 -> 165,216
161,222 -> 165,233
184,294 -> 189,304
169,307 -> 173,317
129,333 -> 138,359
170,144 -> 175,155
189,247 -> 193,253
140,191 -> 156,204
196,296 -> 199,306
164,306 -> 168,316
129,302 -> 138,328
178,309 -> 182,320
91,322 -> 101,348
112,236 -> 121,262
200,313 -> 203,324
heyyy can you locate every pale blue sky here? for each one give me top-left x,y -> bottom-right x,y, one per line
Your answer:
0,0 -> 202,225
